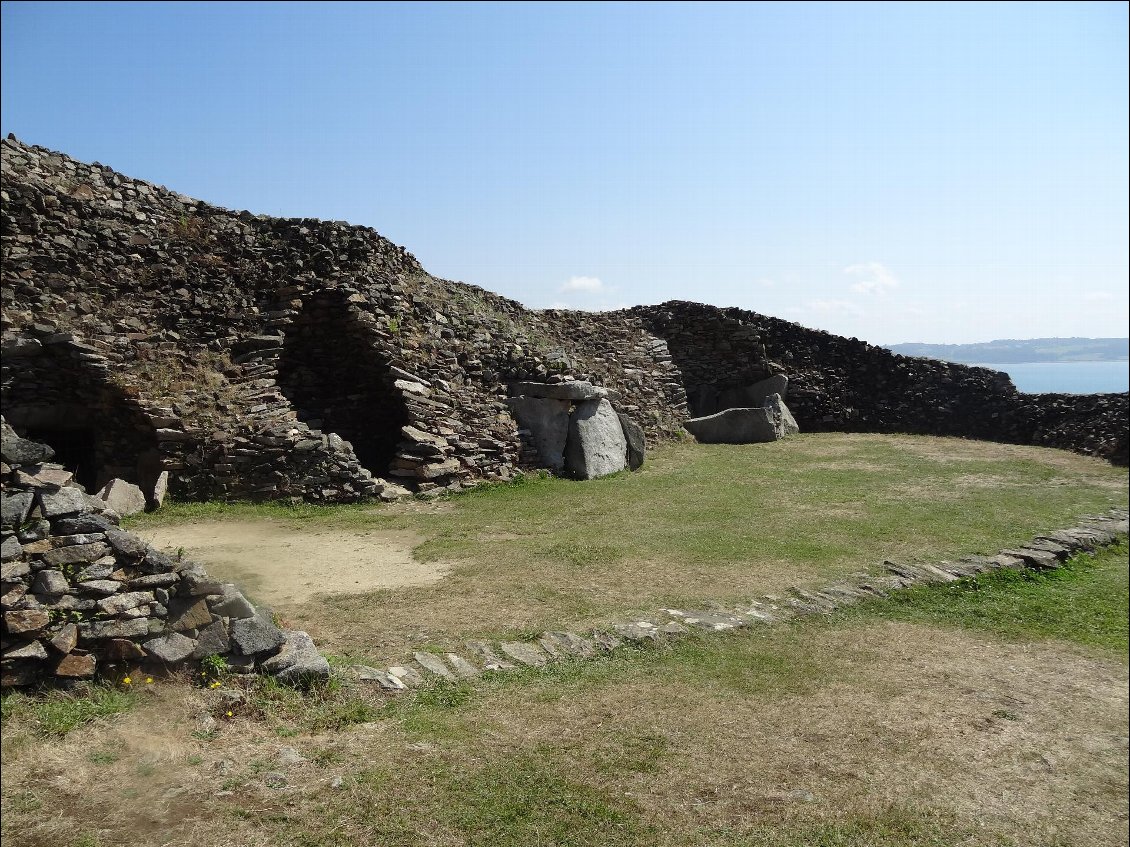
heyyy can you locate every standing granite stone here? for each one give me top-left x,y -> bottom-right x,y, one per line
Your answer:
617,414 -> 646,470
96,479 -> 147,517
763,393 -> 799,436
565,398 -> 628,479
149,471 -> 169,510
506,396 -> 571,472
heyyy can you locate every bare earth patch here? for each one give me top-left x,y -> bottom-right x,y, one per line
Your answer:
137,521 -> 450,607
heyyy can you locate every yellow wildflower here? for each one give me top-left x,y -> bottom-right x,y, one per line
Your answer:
122,676 -> 132,685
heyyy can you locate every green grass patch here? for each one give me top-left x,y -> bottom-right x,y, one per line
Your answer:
1,685 -> 138,738
854,541 -> 1129,654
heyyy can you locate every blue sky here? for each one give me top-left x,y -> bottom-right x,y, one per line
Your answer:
2,1 -> 1127,345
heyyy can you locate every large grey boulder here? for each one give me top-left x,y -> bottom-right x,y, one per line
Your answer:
230,614 -> 286,656
564,398 -> 628,479
763,393 -> 799,436
260,630 -> 330,686
684,407 -> 780,444
506,396 -> 571,472
96,478 -> 147,517
717,374 -> 789,412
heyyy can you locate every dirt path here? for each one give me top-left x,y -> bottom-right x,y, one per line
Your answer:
136,521 -> 449,607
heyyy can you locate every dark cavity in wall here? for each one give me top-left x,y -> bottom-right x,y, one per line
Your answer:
277,293 -> 408,477
1,347 -> 161,492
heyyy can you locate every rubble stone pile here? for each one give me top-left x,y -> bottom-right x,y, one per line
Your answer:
1,420 -> 328,689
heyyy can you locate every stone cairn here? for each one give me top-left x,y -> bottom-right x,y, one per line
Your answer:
1,419 -> 329,689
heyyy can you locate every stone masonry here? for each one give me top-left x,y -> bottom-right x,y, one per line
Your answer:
1,420 -> 329,688
1,135 -> 1126,514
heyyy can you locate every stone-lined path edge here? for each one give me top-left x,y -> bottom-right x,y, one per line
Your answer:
347,508 -> 1129,693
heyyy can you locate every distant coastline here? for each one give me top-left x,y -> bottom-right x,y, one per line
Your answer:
887,337 -> 1128,364
971,361 -> 1129,395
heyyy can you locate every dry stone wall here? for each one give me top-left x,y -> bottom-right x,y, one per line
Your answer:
1,420 -> 328,689
630,302 -> 1128,466
2,135 -> 1126,512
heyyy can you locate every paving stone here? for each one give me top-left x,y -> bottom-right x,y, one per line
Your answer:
414,651 -> 457,680
498,641 -> 548,666
387,664 -> 424,686
355,666 -> 408,691
1001,548 -> 1061,570
444,653 -> 480,678
590,630 -> 623,651
464,640 -> 515,670
538,631 -> 597,659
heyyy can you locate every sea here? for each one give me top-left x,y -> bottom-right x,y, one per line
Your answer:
970,361 -> 1129,395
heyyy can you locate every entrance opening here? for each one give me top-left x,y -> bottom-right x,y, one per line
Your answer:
2,353 -> 160,494
22,424 -> 98,490
277,293 -> 408,476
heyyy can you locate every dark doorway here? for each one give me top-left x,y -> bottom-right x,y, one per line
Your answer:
22,425 -> 98,490
277,294 -> 408,476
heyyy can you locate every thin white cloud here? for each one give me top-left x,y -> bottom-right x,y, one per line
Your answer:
559,275 -> 604,293
844,261 -> 899,296
804,298 -> 865,317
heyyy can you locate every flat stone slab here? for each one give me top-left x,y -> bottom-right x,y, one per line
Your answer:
444,653 -> 480,678
538,631 -> 598,659
666,610 -> 746,632
510,381 -> 608,401
498,641 -> 548,667
414,651 -> 456,680
684,407 -> 780,444
355,666 -> 408,691
611,621 -> 661,642
465,640 -> 515,670
388,665 -> 424,686
507,396 -> 571,473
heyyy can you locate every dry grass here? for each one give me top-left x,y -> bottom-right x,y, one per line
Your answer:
122,434 -> 1129,666
2,613 -> 1126,847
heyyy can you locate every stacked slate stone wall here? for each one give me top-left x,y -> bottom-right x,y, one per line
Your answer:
631,302 -> 1128,466
1,137 -> 686,500
2,135 -> 1126,504
1,421 -> 328,688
